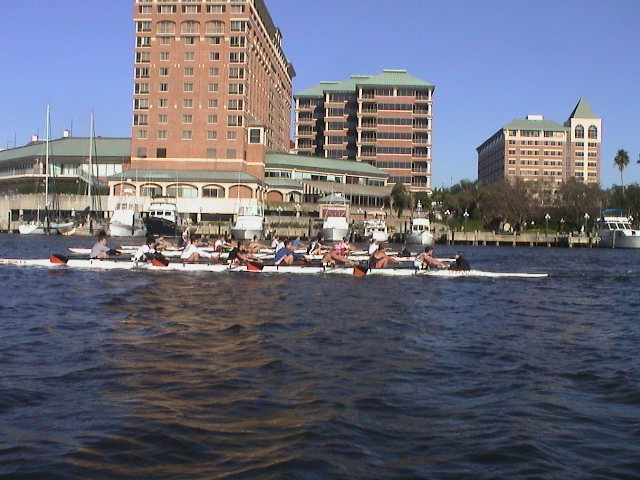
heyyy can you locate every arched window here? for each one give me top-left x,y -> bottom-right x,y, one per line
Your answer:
166,183 -> 198,198
140,183 -> 162,198
202,184 -> 225,198
574,125 -> 584,139
206,21 -> 224,34
181,21 -> 200,35
157,21 -> 176,35
588,125 -> 598,139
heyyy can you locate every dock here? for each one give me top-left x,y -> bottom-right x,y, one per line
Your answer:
442,231 -> 596,248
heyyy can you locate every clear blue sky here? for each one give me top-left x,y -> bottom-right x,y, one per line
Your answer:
1,0 -> 638,188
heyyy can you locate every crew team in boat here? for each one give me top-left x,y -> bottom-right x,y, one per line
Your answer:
89,231 -> 122,259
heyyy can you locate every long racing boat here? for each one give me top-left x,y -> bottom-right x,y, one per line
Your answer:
0,255 -> 548,278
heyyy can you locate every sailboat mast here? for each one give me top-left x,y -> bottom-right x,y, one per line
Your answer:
45,104 -> 50,206
88,113 -> 95,233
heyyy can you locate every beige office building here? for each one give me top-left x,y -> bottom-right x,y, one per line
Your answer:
477,98 -> 601,185
294,70 -> 434,192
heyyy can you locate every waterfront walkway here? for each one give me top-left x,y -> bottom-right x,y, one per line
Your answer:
444,231 -> 596,248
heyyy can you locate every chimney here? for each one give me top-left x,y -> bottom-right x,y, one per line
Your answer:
63,129 -> 70,138
31,134 -> 39,143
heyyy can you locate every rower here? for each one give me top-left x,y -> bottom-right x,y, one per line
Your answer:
449,251 -> 471,271
307,234 -> 327,255
180,235 -> 212,263
368,243 -> 399,269
414,246 -> 448,269
227,240 -> 263,265
274,240 -> 306,265
134,236 -> 156,262
246,235 -> 264,254
322,246 -> 356,267
89,231 -> 121,259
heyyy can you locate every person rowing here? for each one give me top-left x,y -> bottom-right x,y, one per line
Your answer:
180,235 -> 212,263
368,243 -> 399,269
274,240 -> 306,265
134,236 -> 156,263
414,246 -> 448,269
449,251 -> 471,271
227,240 -> 263,265
322,245 -> 356,267
307,234 -> 328,255
334,237 -> 354,257
246,235 -> 265,254
89,231 -> 122,259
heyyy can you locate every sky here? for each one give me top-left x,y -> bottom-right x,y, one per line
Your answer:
1,0 -> 639,188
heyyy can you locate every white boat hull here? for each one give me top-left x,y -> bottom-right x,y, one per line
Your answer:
405,231 -> 434,246
230,228 -> 264,241
321,227 -> 349,242
598,232 -> 640,249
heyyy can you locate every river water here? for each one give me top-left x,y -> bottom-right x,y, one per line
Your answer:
1,234 -> 639,479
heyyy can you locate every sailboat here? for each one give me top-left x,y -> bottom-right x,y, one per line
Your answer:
64,113 -> 108,236
19,105 -> 75,235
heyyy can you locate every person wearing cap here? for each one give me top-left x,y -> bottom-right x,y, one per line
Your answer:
449,251 -> 471,271
414,246 -> 447,269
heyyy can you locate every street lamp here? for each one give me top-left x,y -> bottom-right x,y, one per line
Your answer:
544,213 -> 551,233
583,213 -> 590,235
295,203 -> 301,217
560,218 -> 565,233
444,209 -> 451,230
276,206 -> 282,223
463,209 -> 469,232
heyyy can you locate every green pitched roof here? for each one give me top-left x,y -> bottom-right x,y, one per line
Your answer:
266,152 -> 387,178
357,70 -> 434,89
503,118 -> 568,132
567,98 -> 597,119
109,169 -> 260,183
294,70 -> 434,96
0,137 -> 130,164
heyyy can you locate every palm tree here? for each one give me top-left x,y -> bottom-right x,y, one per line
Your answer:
614,149 -> 630,198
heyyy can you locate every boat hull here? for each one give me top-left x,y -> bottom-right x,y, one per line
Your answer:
598,233 -> 640,249
144,217 -> 180,237
405,231 -> 434,246
321,227 -> 349,242
230,228 -> 264,240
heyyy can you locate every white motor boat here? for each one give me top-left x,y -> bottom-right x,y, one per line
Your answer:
109,189 -> 146,237
405,201 -> 434,245
231,203 -> 264,240
319,193 -> 350,242
18,220 -> 75,235
362,218 -> 389,242
144,196 -> 185,238
596,210 -> 640,248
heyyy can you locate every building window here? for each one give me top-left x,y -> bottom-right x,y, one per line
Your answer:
208,99 -> 218,108
184,52 -> 195,61
209,52 -> 220,61
228,67 -> 245,79
134,98 -> 149,110
184,67 -> 194,76
229,83 -> 244,95
588,125 -> 598,139
137,147 -> 147,158
203,185 -> 224,197
227,149 -> 237,158
230,5 -> 245,13
159,83 -> 168,92
227,131 -> 237,140
136,37 -> 151,48
575,125 -> 584,138
230,20 -> 248,32
228,99 -> 244,111
249,128 -> 261,144
229,52 -> 245,63
208,83 -> 219,93
207,5 -> 225,14
159,67 -> 169,76
159,37 -> 171,45
182,131 -> 192,140
184,37 -> 196,46
182,114 -> 193,124
158,114 -> 167,123
206,149 -> 217,159
227,115 -> 243,126
206,20 -> 224,34
209,37 -> 221,45
159,5 -> 176,14
209,67 -> 219,76
230,36 -> 246,48
134,83 -> 149,94
158,98 -> 168,108
208,115 -> 218,124
157,148 -> 167,158
136,51 -> 150,63
157,20 -> 175,35
133,114 -> 148,125
207,131 -> 217,140
157,130 -> 167,140
183,99 -> 193,108
183,83 -> 194,93
137,129 -> 147,139
160,51 -> 170,61
167,184 -> 198,198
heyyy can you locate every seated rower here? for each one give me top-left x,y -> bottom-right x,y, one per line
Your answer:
449,251 -> 471,271
227,240 -> 263,265
368,244 -> 399,269
274,240 -> 306,265
322,246 -> 356,267
307,234 -> 328,255
368,240 -> 379,255
414,246 -> 448,269
134,236 -> 156,262
180,235 -> 212,263
334,237 -> 354,257
213,235 -> 230,252
246,235 -> 265,254
153,235 -> 171,251
291,235 -> 306,250
89,231 -> 121,259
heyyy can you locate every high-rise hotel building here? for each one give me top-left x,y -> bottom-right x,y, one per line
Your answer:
131,0 -> 294,182
477,98 -> 601,185
294,70 -> 434,192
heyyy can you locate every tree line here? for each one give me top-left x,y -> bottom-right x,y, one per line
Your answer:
390,151 -> 640,233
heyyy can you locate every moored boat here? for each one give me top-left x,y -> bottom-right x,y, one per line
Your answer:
596,210 -> 640,249
362,218 -> 389,242
231,202 -> 264,240
144,196 -> 184,237
405,201 -> 434,246
319,193 -> 350,241
109,188 -> 146,237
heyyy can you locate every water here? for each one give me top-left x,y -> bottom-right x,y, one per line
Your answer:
1,234 -> 639,479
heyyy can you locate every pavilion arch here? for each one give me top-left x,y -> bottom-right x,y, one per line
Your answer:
166,183 -> 198,198
574,124 -> 584,139
140,183 -> 162,198
267,190 -> 284,202
112,183 -> 136,196
229,185 -> 253,199
287,191 -> 303,202
588,125 -> 598,139
202,184 -> 226,198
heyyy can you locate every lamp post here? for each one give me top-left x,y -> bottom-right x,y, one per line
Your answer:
276,206 -> 282,224
295,203 -> 301,218
560,218 -> 565,233
544,213 -> 550,233
463,209 -> 469,232
583,213 -> 590,235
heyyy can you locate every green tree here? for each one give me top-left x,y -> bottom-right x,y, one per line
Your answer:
390,182 -> 411,216
614,149 -> 630,196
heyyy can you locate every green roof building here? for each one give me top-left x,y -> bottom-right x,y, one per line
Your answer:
477,99 -> 601,185
294,70 -> 435,193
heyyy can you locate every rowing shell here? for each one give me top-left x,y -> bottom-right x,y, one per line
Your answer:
0,256 -> 548,278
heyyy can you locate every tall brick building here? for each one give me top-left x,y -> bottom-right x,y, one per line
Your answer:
294,70 -> 435,192
477,98 -> 601,185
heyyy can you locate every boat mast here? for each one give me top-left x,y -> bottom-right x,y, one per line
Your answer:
44,104 -> 50,232
88,113 -> 94,233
